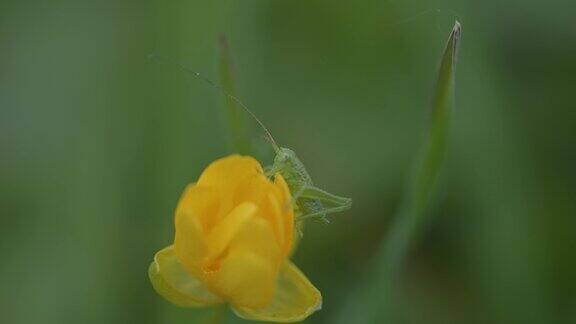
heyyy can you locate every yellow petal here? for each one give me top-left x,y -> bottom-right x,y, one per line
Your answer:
232,261 -> 322,323
210,217 -> 281,308
216,251 -> 277,309
175,184 -> 220,232
174,186 -> 214,277
197,155 -> 264,223
231,169 -> 270,205
148,246 -> 222,307
230,173 -> 289,254
198,155 -> 263,195
273,174 -> 295,255
204,202 -> 258,265
264,192 -> 285,251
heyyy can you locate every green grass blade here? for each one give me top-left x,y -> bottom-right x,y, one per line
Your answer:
335,21 -> 461,324
413,20 -> 460,213
218,34 -> 252,154
378,20 -> 461,322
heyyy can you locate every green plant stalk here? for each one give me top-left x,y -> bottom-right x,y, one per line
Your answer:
218,34 -> 252,155
375,21 -> 461,322
206,304 -> 227,324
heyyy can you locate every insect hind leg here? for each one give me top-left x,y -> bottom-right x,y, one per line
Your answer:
299,204 -> 351,221
280,184 -> 352,222
280,185 -> 330,223
283,185 -> 323,213
296,185 -> 352,222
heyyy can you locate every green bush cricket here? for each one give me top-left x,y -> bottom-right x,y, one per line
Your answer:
238,103 -> 353,224
149,53 -> 352,223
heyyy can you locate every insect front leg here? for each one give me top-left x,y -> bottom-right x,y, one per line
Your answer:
264,161 -> 283,178
264,166 -> 278,178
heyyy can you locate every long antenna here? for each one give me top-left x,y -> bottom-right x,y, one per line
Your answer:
148,54 -> 280,153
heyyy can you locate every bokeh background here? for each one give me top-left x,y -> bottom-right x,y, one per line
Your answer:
1,0 -> 575,323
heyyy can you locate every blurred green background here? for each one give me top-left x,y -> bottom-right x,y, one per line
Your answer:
1,0 -> 575,323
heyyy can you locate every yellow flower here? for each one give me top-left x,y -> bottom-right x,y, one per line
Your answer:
149,155 -> 322,322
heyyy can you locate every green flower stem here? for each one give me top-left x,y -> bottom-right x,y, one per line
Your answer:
206,304 -> 227,324
218,34 -> 252,155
